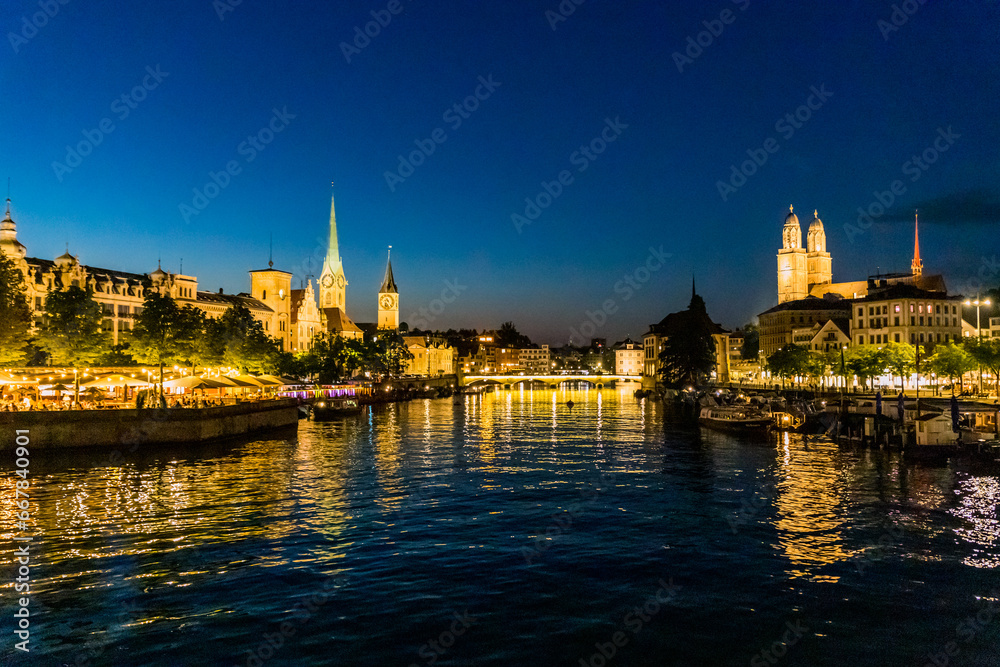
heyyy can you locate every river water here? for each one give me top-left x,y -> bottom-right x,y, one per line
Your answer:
3,388 -> 999,666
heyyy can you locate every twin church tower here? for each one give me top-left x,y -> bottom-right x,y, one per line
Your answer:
776,205 -> 832,303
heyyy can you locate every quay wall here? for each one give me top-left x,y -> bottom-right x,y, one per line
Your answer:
0,399 -> 298,449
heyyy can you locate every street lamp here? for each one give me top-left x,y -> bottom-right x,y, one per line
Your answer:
964,295 -> 992,394
425,334 -> 431,378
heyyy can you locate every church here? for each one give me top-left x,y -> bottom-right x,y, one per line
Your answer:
0,191 -> 403,353
760,205 -> 950,358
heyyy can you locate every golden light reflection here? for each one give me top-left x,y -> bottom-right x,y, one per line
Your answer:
772,435 -> 850,582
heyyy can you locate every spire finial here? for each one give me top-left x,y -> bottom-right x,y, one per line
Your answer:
268,233 -> 273,269
814,209 -> 818,217
789,205 -> 793,213
911,210 -> 923,276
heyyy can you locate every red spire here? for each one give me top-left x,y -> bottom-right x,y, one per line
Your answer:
911,211 -> 923,276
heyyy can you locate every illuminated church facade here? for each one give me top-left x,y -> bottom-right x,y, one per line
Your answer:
0,192 -> 400,353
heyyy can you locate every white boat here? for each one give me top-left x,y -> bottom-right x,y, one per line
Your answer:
698,405 -> 773,433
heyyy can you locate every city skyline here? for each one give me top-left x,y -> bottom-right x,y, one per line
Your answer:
4,1 -> 999,343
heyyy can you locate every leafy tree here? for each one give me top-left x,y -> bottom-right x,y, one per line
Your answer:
0,252 -> 31,365
97,341 -> 136,366
131,292 -> 204,398
963,338 -> 1000,396
35,286 -> 109,402
301,332 -> 413,383
845,345 -> 888,391
927,342 -> 975,395
657,294 -> 717,386
496,321 -> 531,348
765,344 -> 812,387
739,323 -> 759,361
882,341 -> 917,393
374,330 -> 414,379
214,302 -> 282,374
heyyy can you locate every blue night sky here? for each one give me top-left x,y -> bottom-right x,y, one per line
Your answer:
3,1 -> 999,344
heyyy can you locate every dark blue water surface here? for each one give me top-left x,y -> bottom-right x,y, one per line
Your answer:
3,388 -> 1000,666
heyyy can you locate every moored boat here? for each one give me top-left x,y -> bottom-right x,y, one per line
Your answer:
311,397 -> 362,420
698,405 -> 773,433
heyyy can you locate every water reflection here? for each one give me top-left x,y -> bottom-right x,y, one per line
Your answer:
2,388 -> 999,665
950,475 -> 1000,569
771,432 -> 849,582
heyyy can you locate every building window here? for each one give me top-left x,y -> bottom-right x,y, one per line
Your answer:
910,304 -> 915,313
858,308 -> 863,316
910,333 -> 916,343
895,333 -> 900,342
894,316 -> 899,326
920,333 -> 925,342
858,335 -> 865,344
919,316 -> 924,326
894,304 -> 900,313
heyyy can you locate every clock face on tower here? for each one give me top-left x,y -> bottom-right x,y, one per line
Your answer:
380,295 -> 394,309
322,275 -> 333,288
337,275 -> 345,287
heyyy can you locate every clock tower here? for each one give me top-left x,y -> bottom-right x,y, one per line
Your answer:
319,192 -> 347,311
377,246 -> 399,330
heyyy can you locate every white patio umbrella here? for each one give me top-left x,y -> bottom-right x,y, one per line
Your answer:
83,374 -> 153,388
161,376 -> 229,389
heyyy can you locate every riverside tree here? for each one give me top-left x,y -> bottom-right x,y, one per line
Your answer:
882,341 -> 917,393
131,292 -> 205,400
35,286 -> 109,402
657,293 -> 717,386
927,342 -> 975,395
214,302 -> 282,374
963,338 -> 1000,396
845,345 -> 888,391
765,344 -> 812,388
0,252 -> 31,365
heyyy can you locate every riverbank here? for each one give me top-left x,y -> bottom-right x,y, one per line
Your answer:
0,398 -> 298,449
